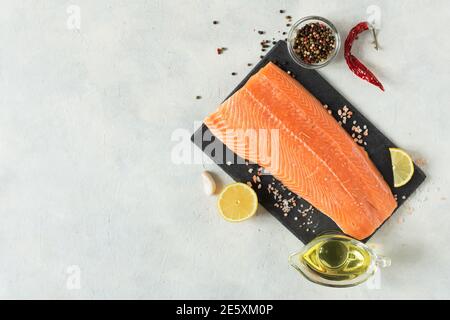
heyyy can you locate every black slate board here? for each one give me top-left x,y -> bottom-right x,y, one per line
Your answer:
191,41 -> 426,244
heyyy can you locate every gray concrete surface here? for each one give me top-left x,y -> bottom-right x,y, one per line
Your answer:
0,0 -> 449,299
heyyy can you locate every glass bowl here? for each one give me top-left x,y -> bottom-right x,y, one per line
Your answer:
287,16 -> 341,69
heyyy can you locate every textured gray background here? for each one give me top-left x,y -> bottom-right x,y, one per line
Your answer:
0,0 -> 449,299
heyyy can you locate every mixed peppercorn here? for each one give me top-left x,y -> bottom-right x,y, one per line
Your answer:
292,22 -> 336,64
206,11 -> 384,96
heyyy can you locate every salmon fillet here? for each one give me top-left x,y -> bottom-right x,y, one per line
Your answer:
204,62 -> 397,239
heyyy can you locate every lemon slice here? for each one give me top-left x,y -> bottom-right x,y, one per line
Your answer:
389,148 -> 414,188
217,183 -> 258,222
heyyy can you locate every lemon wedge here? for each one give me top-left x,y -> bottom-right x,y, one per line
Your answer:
389,148 -> 414,188
217,183 -> 258,222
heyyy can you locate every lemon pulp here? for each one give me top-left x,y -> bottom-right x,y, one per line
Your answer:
389,148 -> 414,188
217,183 -> 258,222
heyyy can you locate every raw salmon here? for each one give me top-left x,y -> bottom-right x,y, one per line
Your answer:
204,62 -> 397,239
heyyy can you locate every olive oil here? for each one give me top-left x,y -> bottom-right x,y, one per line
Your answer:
300,237 -> 372,281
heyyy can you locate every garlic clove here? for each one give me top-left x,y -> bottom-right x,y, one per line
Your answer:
201,171 -> 216,195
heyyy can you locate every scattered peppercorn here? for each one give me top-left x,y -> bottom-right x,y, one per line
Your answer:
231,72 -> 237,76
247,63 -> 253,66
292,22 -> 336,64
258,30 -> 265,35
213,20 -> 219,25
260,55 -> 264,59
286,15 -> 292,20
286,23 -> 291,27
196,96 -> 201,100
272,41 -> 277,45
279,9 -> 285,13
282,32 -> 287,35
216,48 -> 223,55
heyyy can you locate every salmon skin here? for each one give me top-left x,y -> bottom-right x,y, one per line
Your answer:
204,62 -> 397,240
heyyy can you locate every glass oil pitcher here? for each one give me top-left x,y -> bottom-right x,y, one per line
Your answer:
288,234 -> 391,287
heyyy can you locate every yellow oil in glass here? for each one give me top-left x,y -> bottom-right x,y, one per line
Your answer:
301,238 -> 372,281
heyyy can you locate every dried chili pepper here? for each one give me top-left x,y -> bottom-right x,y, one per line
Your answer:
345,22 -> 384,91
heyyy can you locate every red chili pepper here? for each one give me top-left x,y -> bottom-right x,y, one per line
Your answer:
345,22 -> 384,91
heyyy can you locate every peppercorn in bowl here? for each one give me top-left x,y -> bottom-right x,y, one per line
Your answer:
287,16 -> 340,69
